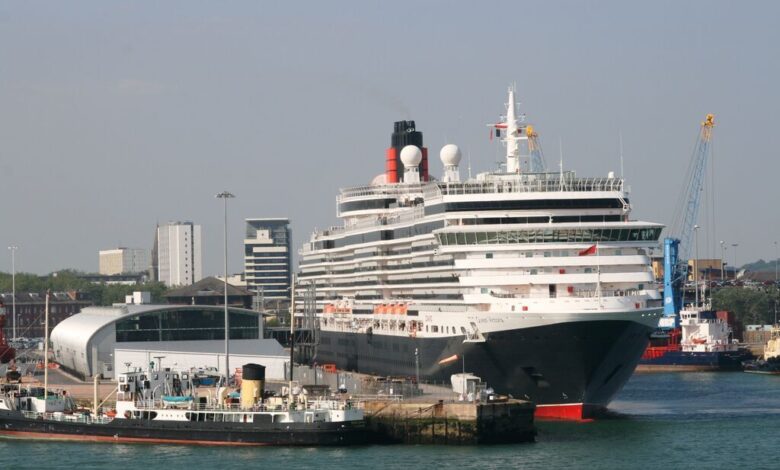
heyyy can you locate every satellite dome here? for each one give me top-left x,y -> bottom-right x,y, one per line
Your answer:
440,144 -> 462,166
400,145 -> 422,167
370,173 -> 388,186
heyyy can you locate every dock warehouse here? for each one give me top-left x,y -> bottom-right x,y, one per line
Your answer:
51,303 -> 288,380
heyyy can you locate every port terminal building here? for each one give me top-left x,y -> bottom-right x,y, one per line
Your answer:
51,301 -> 287,380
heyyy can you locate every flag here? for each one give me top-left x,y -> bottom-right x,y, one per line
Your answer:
579,244 -> 597,256
438,354 -> 459,365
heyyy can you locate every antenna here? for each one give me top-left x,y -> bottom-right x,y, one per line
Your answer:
467,151 -> 473,179
619,131 -> 625,179
558,137 -> 564,190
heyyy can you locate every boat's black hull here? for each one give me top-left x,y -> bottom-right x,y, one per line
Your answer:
638,349 -> 754,371
0,410 -> 367,446
315,320 -> 653,419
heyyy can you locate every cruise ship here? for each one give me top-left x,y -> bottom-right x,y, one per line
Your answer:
298,88 -> 664,420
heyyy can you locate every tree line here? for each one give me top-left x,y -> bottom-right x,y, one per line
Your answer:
712,286 -> 779,325
0,270 -> 169,306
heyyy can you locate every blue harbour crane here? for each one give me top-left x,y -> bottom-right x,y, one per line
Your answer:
661,114 -> 715,327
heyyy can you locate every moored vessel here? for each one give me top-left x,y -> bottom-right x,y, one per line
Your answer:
0,364 -> 366,446
639,307 -> 753,371
299,87 -> 665,420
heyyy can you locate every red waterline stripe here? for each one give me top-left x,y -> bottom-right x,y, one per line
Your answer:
534,403 -> 591,421
0,430 -> 269,446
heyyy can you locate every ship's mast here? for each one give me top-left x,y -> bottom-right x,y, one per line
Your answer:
504,87 -> 521,173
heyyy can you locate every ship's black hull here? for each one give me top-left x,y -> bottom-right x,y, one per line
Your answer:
0,410 -> 367,446
315,320 -> 653,419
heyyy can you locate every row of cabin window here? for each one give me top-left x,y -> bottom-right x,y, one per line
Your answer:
427,325 -> 462,334
437,227 -> 662,245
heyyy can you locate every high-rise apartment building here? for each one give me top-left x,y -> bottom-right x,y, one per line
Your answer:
155,222 -> 203,287
99,248 -> 149,275
244,218 -> 292,304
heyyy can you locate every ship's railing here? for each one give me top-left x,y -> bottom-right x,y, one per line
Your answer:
132,398 -> 359,413
488,289 -> 645,299
316,206 -> 426,238
21,410 -> 114,425
429,175 -> 625,198
338,183 -> 425,201
337,174 -> 626,200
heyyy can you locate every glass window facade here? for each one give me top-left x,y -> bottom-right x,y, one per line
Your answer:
244,219 -> 292,300
435,227 -> 662,246
115,309 -> 260,343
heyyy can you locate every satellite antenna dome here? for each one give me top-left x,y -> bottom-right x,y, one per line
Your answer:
400,145 -> 423,167
370,173 -> 388,186
440,144 -> 462,166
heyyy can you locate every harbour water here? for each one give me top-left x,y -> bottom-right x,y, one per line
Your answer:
1,372 -> 778,469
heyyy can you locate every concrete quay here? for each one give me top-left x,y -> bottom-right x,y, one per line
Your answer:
363,398 -> 535,444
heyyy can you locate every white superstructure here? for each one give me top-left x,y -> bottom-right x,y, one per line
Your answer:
678,307 -> 739,353
299,89 -> 663,340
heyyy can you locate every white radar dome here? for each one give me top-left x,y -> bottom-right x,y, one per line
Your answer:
400,145 -> 423,167
440,144 -> 462,166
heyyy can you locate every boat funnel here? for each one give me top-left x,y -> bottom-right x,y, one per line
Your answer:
240,363 -> 265,409
386,121 -> 428,183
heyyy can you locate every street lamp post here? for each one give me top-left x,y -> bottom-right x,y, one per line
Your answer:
7,246 -> 17,341
216,191 -> 235,383
719,241 -> 725,281
731,243 -> 739,279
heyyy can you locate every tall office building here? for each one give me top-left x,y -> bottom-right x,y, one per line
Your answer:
99,248 -> 150,275
244,218 -> 292,304
156,222 -> 203,287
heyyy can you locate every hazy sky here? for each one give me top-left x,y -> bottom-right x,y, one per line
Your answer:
1,1 -> 779,276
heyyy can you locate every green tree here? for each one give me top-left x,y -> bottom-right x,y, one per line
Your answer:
0,270 -> 169,307
713,287 -> 778,325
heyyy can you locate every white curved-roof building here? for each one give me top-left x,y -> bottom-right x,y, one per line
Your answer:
51,304 -> 287,380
